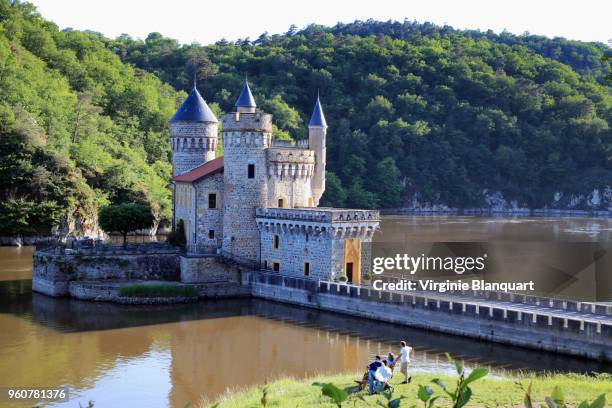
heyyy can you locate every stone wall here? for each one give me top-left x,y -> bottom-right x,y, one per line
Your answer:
174,182 -> 195,247
180,255 -> 240,283
260,229 -> 332,279
194,173 -> 224,252
32,251 -> 180,297
249,273 -> 612,360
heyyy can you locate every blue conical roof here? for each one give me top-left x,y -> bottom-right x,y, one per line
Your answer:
171,86 -> 218,123
235,80 -> 257,108
308,97 -> 327,127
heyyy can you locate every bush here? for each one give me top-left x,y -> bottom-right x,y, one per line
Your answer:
363,273 -> 372,281
338,275 -> 348,282
118,283 -> 197,298
167,219 -> 187,247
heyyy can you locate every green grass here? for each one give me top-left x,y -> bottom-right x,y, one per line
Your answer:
118,283 -> 197,298
201,371 -> 612,407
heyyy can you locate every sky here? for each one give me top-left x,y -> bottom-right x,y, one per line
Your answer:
30,0 -> 611,45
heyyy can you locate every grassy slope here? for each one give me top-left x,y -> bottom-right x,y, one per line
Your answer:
202,371 -> 612,407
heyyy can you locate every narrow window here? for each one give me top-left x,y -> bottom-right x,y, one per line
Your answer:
208,193 -> 217,209
263,260 -> 268,269
208,230 -> 215,239
278,198 -> 284,208
273,234 -> 280,249
272,262 -> 280,272
247,164 -> 255,179
304,262 -> 310,277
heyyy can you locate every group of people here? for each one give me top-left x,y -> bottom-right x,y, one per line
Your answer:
360,341 -> 413,394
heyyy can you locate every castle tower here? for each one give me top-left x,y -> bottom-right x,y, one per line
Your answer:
308,95 -> 327,206
221,80 -> 271,264
169,84 -> 218,176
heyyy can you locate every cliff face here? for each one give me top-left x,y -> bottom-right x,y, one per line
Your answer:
400,187 -> 612,214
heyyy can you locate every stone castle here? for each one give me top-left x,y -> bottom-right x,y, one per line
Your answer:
171,81 -> 379,282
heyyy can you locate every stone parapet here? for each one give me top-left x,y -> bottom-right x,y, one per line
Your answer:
266,147 -> 315,179
221,112 -> 273,133
256,207 -> 379,239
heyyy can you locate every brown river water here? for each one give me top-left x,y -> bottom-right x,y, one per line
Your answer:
0,216 -> 611,407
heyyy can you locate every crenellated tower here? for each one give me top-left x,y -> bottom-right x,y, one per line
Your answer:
221,80 -> 271,264
308,95 -> 327,206
170,85 -> 218,176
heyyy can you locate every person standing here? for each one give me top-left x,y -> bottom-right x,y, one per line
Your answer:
398,340 -> 412,384
368,355 -> 383,394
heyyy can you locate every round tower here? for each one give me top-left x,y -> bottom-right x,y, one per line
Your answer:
221,81 -> 271,264
308,95 -> 327,206
170,85 -> 218,176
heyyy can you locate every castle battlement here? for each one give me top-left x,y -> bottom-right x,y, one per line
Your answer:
266,147 -> 315,179
221,112 -> 273,132
255,207 -> 379,239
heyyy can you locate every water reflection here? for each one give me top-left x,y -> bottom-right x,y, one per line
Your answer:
0,280 -> 609,408
2,216 -> 612,406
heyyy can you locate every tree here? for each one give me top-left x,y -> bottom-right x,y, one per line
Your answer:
320,171 -> 347,207
98,203 -> 154,247
372,157 -> 403,208
346,179 -> 380,209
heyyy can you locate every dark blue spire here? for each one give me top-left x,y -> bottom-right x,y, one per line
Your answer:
234,80 -> 257,108
308,95 -> 327,127
171,85 -> 218,123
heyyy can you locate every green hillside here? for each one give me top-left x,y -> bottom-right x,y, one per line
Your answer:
0,0 -> 183,236
108,21 -> 611,210
1,1 -> 611,238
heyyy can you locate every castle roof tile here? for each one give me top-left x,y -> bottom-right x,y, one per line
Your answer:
173,156 -> 224,182
171,86 -> 218,123
308,97 -> 327,127
235,80 -> 257,108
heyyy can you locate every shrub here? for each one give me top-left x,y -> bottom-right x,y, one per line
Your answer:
167,219 -> 187,247
338,275 -> 348,282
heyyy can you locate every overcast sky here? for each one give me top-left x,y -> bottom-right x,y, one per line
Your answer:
30,0 -> 610,45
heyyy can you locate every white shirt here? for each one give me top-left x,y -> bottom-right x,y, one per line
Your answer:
399,346 -> 412,363
375,365 -> 393,382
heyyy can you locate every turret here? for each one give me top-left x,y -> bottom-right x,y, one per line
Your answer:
169,84 -> 218,176
234,80 -> 257,113
308,95 -> 327,206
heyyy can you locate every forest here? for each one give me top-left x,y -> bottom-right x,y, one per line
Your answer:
0,0 -> 611,236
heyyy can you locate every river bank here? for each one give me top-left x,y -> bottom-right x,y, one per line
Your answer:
383,208 -> 612,217
203,371 -> 612,407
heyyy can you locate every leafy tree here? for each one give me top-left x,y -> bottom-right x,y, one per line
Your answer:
371,157 -> 403,208
346,179 -> 380,209
98,203 -> 154,247
320,171 -> 347,207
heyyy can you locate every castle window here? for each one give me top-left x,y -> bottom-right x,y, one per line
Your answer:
208,230 -> 215,239
278,198 -> 284,208
272,262 -> 280,272
248,164 -> 255,179
208,193 -> 217,209
273,234 -> 280,250
304,262 -> 310,277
